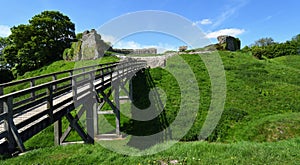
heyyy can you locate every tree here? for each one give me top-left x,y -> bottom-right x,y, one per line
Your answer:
0,37 -> 8,53
0,37 -> 9,69
3,11 -> 75,76
253,37 -> 275,47
292,34 -> 300,42
0,37 -> 14,83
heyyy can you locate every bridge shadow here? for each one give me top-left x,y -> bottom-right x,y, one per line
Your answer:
122,69 -> 172,150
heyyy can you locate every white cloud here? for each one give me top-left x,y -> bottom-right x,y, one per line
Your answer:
113,40 -> 178,54
192,19 -> 213,26
205,28 -> 245,39
114,40 -> 142,49
200,19 -> 213,25
0,25 -> 11,37
101,34 -> 117,44
101,34 -> 178,53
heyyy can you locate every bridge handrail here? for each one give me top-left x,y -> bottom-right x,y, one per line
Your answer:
0,62 -> 118,94
0,60 -> 146,104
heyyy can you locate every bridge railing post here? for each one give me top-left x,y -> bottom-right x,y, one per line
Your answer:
52,75 -> 57,92
0,86 -> 3,114
46,85 -> 53,121
30,79 -> 36,100
86,72 -> 95,143
4,96 -> 25,152
114,79 -> 120,136
72,77 -> 77,102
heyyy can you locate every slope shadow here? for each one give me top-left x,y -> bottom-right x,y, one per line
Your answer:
123,69 -> 172,150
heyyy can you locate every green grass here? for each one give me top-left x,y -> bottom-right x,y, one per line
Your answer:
1,51 -> 300,164
1,138 -> 300,164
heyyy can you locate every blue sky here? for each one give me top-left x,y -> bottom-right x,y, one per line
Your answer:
0,0 -> 299,52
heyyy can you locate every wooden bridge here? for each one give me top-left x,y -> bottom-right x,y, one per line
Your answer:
0,59 -> 147,154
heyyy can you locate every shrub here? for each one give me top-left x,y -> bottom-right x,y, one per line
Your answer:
0,69 -> 14,83
251,47 -> 265,59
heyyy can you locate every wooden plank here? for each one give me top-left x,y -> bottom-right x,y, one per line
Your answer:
60,126 -> 72,143
15,109 -> 49,130
13,96 -> 47,115
98,110 -> 114,115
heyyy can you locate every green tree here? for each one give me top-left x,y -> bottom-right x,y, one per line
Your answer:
3,11 -> 75,76
0,37 -> 14,83
0,37 -> 8,69
253,37 -> 275,47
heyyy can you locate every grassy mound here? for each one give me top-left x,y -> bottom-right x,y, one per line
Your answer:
236,112 -> 300,142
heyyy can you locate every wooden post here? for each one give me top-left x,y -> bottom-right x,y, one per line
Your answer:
129,78 -> 133,100
54,119 -> 62,145
72,77 -> 77,101
0,86 -> 3,114
4,97 -> 25,152
30,79 -> 35,100
85,72 -> 95,144
69,71 -> 73,86
114,80 -> 121,136
47,85 -> 53,121
52,75 -> 57,91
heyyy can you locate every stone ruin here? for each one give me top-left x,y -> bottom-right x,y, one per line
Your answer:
217,35 -> 241,51
75,29 -> 110,60
179,46 -> 188,52
112,48 -> 157,55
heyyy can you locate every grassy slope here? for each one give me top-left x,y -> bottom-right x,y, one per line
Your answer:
1,52 -> 300,164
219,52 -> 300,142
1,139 -> 300,164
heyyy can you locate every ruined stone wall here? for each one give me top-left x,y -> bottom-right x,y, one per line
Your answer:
74,29 -> 110,60
217,35 -> 241,51
113,48 -> 157,55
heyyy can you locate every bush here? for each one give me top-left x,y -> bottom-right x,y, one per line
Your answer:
0,69 -> 14,83
63,48 -> 74,61
251,47 -> 265,59
250,35 -> 300,59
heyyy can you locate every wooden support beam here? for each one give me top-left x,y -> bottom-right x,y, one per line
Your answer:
60,106 -> 85,143
54,119 -> 62,146
65,113 -> 88,143
60,126 -> 72,143
98,90 -> 118,114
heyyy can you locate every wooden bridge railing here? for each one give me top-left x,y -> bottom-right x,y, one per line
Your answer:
0,62 -> 118,108
0,59 -> 147,153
